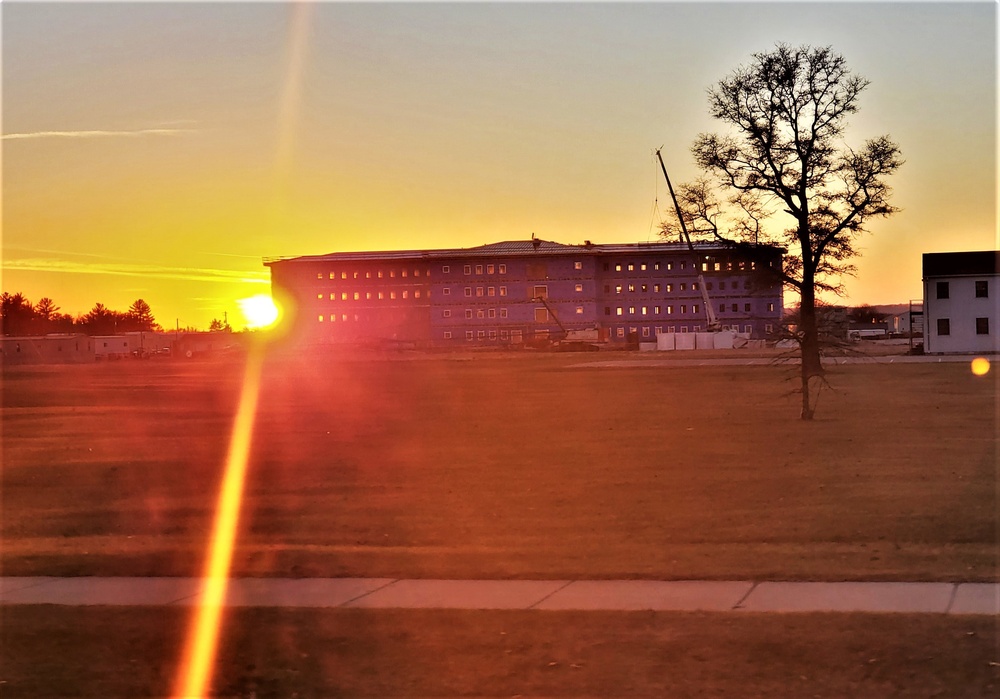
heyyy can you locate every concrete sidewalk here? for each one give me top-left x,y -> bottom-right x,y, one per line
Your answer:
1,577 -> 997,614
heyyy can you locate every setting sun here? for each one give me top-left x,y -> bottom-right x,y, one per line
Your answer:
237,294 -> 280,329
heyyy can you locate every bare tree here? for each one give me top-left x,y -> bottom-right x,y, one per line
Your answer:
663,44 -> 902,419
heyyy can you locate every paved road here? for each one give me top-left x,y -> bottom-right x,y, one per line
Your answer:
2,577 -> 997,614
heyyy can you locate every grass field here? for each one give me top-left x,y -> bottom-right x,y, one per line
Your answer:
2,349 -> 996,582
3,349 -> 998,697
2,606 -> 997,698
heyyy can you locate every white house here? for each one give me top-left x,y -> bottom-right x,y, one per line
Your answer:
922,251 -> 1000,354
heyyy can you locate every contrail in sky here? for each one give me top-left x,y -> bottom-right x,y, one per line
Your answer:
3,258 -> 268,284
1,128 -> 193,140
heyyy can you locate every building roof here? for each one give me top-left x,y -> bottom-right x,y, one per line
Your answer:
264,238 -> 770,266
923,251 -> 1000,278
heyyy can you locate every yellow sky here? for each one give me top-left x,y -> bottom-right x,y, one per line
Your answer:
3,1 -> 996,329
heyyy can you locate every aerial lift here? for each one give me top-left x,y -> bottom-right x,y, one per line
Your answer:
655,148 -> 721,332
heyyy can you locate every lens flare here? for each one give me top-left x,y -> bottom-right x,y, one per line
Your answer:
971,357 -> 990,376
174,347 -> 263,699
238,294 -> 280,329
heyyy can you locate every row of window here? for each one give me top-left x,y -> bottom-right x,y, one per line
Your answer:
601,259 -> 764,273
459,286 -> 509,298
315,289 -> 776,317
606,302 -> 771,317
446,328 -> 520,341
444,263 -> 510,275
606,279 -> 756,294
318,268 -> 427,281
610,304 -> 700,317
315,284 -> 772,305
445,308 -> 510,320
443,323 -> 775,342
610,324 -> 765,338
936,317 -> 991,335
314,257 -> 771,283
318,289 -> 426,301
445,259 -> 760,276
936,280 -> 990,299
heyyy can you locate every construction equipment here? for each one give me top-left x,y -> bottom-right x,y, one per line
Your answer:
530,295 -> 600,351
655,148 -> 720,332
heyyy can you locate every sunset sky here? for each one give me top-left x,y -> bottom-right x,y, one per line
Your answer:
3,1 -> 996,330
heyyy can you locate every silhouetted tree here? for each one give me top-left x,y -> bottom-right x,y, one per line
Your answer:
126,299 -> 158,332
661,44 -> 902,419
80,303 -> 123,335
34,297 -> 59,321
1,292 -> 37,336
848,304 -> 887,325
208,318 -> 231,332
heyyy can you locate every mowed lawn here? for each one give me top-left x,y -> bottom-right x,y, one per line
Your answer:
2,349 -> 996,581
2,606 -> 997,698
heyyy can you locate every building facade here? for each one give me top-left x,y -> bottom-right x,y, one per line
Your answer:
266,239 -> 784,346
0,334 -> 95,365
922,251 -> 1000,354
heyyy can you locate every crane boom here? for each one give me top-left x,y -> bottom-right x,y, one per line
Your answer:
531,295 -> 567,337
655,148 -> 720,331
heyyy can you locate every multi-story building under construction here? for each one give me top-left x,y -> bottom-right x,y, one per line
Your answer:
265,238 -> 784,346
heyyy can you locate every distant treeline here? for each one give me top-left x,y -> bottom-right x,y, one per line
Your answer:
0,293 -> 160,336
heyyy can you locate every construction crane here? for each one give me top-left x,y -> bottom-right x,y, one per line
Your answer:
655,148 -> 720,332
531,295 -> 568,338
530,295 -> 601,351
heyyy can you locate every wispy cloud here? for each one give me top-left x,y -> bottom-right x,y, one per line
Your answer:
1,128 -> 194,141
3,258 -> 268,285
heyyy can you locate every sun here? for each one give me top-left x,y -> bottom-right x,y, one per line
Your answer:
237,294 -> 280,329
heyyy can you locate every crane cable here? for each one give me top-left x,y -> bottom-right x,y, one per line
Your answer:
647,152 -> 666,241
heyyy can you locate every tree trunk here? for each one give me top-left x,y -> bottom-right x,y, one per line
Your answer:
798,279 -> 824,420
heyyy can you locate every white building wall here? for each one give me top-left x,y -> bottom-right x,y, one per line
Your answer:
923,275 -> 1000,353
93,335 -> 131,358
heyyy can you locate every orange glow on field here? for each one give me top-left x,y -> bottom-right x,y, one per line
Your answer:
971,357 -> 991,376
174,347 -> 264,698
